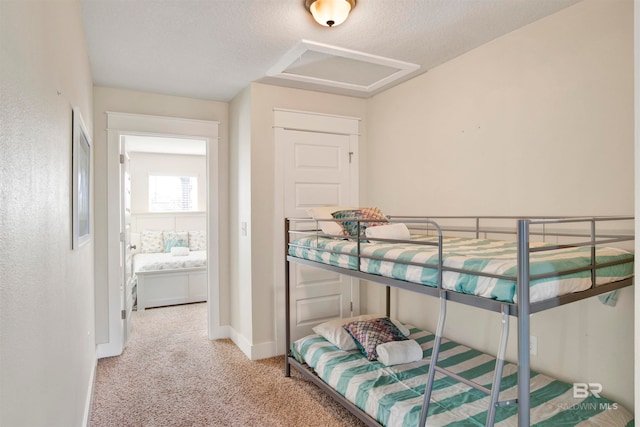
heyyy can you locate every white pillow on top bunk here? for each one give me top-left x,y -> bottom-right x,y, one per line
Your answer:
312,314 -> 410,351
365,223 -> 411,241
307,206 -> 351,236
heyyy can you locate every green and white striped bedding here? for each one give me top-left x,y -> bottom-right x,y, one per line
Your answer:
288,236 -> 633,304
292,326 -> 634,427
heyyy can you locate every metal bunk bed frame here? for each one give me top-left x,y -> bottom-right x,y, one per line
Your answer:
284,215 -> 634,427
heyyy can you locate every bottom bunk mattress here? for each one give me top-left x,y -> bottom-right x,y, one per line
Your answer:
291,325 -> 633,427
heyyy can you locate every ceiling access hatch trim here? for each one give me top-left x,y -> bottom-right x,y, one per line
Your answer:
267,40 -> 420,94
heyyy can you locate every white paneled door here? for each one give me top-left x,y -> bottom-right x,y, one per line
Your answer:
280,127 -> 358,342
120,146 -> 134,347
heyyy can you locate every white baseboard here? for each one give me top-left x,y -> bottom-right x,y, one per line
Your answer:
209,324 -> 230,340
97,340 -> 123,359
228,328 -> 251,358
228,327 -> 278,360
250,340 -> 278,360
83,355 -> 98,427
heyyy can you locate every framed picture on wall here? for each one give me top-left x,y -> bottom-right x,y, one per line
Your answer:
72,108 -> 91,249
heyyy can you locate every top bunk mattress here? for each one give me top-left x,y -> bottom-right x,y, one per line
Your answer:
288,235 -> 633,304
133,250 -> 207,273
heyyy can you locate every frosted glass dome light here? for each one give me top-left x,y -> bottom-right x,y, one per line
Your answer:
305,0 -> 355,27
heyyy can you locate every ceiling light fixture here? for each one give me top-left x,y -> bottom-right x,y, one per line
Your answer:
305,0 -> 355,28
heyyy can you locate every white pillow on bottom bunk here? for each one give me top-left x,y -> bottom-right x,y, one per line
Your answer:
376,339 -> 423,366
312,314 -> 410,351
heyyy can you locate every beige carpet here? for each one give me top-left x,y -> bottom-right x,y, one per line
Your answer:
90,303 -> 365,426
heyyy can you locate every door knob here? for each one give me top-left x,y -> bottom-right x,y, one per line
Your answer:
128,244 -> 137,250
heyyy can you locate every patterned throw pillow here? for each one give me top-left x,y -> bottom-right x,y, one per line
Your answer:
342,317 -> 407,361
331,207 -> 388,238
140,230 -> 164,253
312,314 -> 411,351
163,231 -> 189,253
188,231 -> 207,251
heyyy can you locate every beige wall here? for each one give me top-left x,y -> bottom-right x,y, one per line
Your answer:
229,86 -> 254,344
93,86 -> 230,342
0,0 -> 96,425
365,0 -> 634,410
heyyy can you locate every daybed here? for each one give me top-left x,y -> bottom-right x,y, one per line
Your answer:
284,213 -> 634,426
133,230 -> 207,311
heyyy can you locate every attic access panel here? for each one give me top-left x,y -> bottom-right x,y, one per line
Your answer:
267,40 -> 420,93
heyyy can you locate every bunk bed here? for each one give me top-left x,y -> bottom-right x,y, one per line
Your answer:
284,215 -> 634,426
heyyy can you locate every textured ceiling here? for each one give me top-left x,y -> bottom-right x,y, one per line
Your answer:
80,0 -> 581,102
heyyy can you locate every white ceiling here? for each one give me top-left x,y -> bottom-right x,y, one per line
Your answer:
80,0 -> 581,102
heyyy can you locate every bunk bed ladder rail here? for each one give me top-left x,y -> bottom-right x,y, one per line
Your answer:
285,218 -> 292,378
418,222 -> 443,427
516,219 -> 531,427
419,306 -> 513,426
419,221 -> 515,427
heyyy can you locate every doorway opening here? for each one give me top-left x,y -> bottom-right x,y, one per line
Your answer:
122,135 -> 208,335
97,112 -> 221,359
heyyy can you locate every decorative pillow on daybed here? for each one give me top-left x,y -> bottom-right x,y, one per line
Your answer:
331,207 -> 388,238
188,231 -> 206,251
171,246 -> 190,257
140,230 -> 164,253
343,317 -> 408,361
163,231 -> 189,252
307,206 -> 351,236
312,314 -> 409,351
365,223 -> 411,241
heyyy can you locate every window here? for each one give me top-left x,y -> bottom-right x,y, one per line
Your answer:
149,175 -> 198,212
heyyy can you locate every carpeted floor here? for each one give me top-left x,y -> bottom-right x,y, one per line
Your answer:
90,303 -> 365,426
